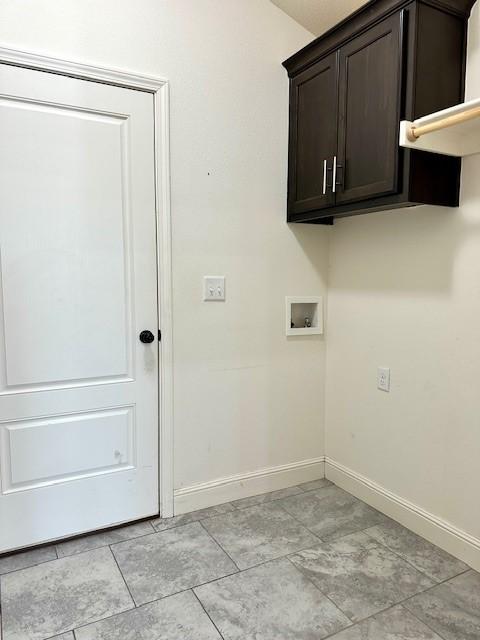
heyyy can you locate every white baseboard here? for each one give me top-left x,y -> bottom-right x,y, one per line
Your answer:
174,457 -> 325,515
174,454 -> 480,572
325,457 -> 480,573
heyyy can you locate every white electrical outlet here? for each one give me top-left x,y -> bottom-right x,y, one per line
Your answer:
377,367 -> 390,392
203,276 -> 225,301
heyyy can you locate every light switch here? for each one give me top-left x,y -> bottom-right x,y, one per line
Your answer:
203,276 -> 225,301
377,367 -> 390,392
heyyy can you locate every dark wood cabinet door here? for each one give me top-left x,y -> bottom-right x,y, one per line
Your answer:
335,13 -> 405,204
288,52 -> 338,215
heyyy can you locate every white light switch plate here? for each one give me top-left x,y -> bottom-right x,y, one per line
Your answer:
377,367 -> 390,392
203,276 -> 225,301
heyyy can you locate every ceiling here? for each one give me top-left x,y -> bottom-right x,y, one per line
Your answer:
270,0 -> 368,36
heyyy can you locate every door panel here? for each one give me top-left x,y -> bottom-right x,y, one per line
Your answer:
336,13 -> 404,204
288,52 -> 338,214
0,63 -> 159,552
1,407 -> 134,491
0,100 -> 131,387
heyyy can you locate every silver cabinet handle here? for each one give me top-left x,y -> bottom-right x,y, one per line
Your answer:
322,159 -> 327,195
332,156 -> 337,193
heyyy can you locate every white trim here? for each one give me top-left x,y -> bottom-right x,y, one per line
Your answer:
325,457 -> 480,572
0,46 -> 167,91
174,457 -> 325,514
0,46 -> 174,518
155,81 -> 175,518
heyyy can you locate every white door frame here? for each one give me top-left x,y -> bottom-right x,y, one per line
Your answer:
0,46 -> 174,518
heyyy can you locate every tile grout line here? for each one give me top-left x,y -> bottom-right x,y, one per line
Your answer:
91,545 -> 336,619
0,531 -> 156,575
151,510 -> 234,533
324,518 -> 472,587
291,560 -> 471,640
218,538 -> 326,573
366,536 -> 469,586
70,570 -> 244,636
0,554 -> 59,578
398,607 -> 449,640
394,568 -> 472,640
192,589 -> 226,640
68,583 -> 233,640
317,602 -> 436,640
57,523 -> 158,560
324,566 -> 471,640
230,488 -> 306,510
190,500 -> 329,575
198,520 -> 241,572
271,484 -> 358,539
43,631 -> 75,640
284,554 -> 354,632
327,522 -> 470,587
71,600 -> 153,636
108,545 -> 138,609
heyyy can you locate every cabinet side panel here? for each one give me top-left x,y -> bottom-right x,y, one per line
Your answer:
413,3 -> 466,118
409,3 -> 466,206
410,151 -> 461,206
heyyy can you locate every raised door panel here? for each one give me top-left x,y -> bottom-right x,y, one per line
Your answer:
0,99 -> 132,389
1,407 -> 134,492
336,13 -> 404,204
288,52 -> 338,215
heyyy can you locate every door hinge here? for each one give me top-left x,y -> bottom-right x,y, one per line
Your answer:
158,329 -> 162,342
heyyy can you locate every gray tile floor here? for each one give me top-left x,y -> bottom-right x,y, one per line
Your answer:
0,480 -> 478,640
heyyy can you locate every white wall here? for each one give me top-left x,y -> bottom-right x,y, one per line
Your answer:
0,1 -> 327,507
325,3 -> 480,566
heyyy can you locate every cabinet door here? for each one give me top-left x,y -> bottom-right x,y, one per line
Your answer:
288,52 -> 338,215
336,13 -> 405,204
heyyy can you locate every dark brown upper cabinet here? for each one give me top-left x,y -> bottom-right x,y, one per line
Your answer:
283,0 -> 477,224
289,53 -> 337,214
336,13 -> 403,204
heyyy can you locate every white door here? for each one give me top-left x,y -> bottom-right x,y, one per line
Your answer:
0,62 -> 159,552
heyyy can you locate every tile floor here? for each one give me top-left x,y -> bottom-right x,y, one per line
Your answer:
0,480 -> 479,640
